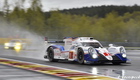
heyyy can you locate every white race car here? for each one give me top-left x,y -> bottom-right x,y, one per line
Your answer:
44,37 -> 128,64
4,39 -> 26,50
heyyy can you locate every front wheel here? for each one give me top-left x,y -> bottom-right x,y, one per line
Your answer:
77,48 -> 84,64
47,47 -> 58,62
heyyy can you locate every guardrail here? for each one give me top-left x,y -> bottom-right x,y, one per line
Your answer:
0,38 -> 31,44
100,41 -> 140,47
0,38 -> 12,44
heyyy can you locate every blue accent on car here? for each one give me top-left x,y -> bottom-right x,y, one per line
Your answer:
84,54 -> 98,61
115,53 -> 127,61
51,45 -> 65,51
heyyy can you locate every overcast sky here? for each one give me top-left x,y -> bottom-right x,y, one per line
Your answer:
41,0 -> 140,11
0,0 -> 140,11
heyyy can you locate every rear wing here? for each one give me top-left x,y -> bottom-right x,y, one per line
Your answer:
44,37 -> 64,43
48,41 -> 64,43
44,37 -> 75,50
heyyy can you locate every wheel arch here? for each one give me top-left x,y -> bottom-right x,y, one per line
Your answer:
48,45 -> 65,51
47,46 -> 53,52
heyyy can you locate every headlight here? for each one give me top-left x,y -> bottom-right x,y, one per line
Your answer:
16,43 -> 21,46
88,47 -> 98,58
4,43 -> 9,46
14,46 -> 21,50
122,54 -> 126,58
92,54 -> 98,58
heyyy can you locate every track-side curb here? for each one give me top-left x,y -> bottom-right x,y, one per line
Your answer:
0,58 -> 120,80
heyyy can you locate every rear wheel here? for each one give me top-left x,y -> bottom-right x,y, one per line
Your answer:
77,48 -> 84,64
47,47 -> 58,62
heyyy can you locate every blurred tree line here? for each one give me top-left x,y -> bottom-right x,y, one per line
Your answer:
0,0 -> 140,42
60,4 -> 140,17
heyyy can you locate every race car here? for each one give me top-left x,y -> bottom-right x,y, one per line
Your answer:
44,37 -> 128,64
4,39 -> 26,50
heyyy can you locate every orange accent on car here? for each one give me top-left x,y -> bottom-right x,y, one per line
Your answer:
69,51 -> 73,59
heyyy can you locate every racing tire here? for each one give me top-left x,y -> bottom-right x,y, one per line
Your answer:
47,47 -> 58,62
77,48 -> 84,64
112,62 -> 121,65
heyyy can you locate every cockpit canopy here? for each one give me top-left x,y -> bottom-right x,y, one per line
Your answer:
10,39 -> 21,43
82,42 -> 103,48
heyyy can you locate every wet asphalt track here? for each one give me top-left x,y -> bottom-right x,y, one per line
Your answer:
0,45 -> 140,80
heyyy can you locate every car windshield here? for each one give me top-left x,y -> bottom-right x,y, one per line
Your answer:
82,42 -> 102,48
10,40 -> 21,43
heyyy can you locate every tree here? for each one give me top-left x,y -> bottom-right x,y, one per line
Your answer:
94,11 -> 125,41
25,0 -> 46,35
3,0 -> 9,16
123,11 -> 140,42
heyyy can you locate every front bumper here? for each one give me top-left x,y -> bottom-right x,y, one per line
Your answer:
4,46 -> 14,49
83,54 -> 112,64
4,45 -> 22,50
112,54 -> 128,63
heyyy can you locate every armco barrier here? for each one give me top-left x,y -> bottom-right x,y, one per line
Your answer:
101,41 -> 140,47
0,38 -> 12,44
0,38 -> 31,44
